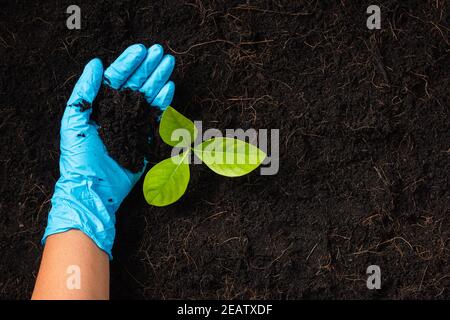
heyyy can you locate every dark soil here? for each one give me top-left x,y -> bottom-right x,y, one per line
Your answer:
95,86 -> 159,173
0,0 -> 449,299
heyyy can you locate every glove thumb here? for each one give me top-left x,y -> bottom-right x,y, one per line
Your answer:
61,58 -> 104,132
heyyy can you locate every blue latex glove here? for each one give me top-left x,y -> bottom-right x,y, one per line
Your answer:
43,44 -> 175,259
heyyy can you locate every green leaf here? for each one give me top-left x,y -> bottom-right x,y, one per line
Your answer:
159,106 -> 197,147
143,151 -> 190,206
193,137 -> 266,177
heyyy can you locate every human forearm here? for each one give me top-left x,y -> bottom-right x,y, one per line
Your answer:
32,230 -> 109,300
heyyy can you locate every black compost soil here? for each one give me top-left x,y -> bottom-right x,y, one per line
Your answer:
95,86 -> 159,173
0,1 -> 449,299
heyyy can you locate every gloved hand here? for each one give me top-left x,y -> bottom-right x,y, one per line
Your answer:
43,44 -> 175,259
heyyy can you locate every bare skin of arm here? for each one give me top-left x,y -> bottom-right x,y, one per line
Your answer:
32,230 -> 109,300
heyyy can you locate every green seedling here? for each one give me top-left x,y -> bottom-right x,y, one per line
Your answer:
143,107 -> 267,206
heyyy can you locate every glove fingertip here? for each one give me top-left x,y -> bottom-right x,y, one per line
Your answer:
88,58 -> 104,74
86,58 -> 104,100
67,58 -> 104,107
104,44 -> 147,89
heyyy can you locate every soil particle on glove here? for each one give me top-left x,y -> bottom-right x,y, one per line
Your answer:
94,86 -> 160,173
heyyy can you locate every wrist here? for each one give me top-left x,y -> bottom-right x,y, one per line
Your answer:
42,180 -> 116,259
